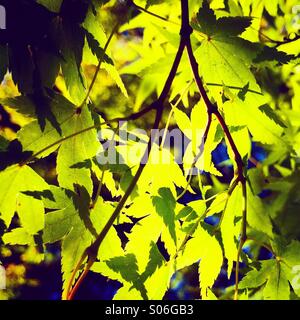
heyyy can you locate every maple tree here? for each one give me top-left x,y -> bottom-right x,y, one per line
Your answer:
0,0 -> 300,300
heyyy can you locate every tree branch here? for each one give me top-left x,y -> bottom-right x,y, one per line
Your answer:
181,0 -> 247,300
65,8 -> 188,299
65,0 -> 248,300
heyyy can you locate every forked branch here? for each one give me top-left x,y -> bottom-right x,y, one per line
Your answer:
64,2 -> 188,299
181,0 -> 247,300
66,0 -> 247,300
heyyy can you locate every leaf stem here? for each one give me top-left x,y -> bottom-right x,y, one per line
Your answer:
80,22 -> 120,108
92,169 -> 105,209
177,94 -> 212,201
246,236 -> 275,256
65,258 -> 94,300
131,1 -> 179,26
205,83 -> 263,96
214,178 -> 239,231
176,174 -> 193,201
62,253 -> 87,300
234,182 -> 247,300
160,80 -> 193,149
251,25 -> 300,47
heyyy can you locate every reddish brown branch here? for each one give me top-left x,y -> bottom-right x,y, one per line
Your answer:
181,0 -> 247,300
185,40 -> 245,183
65,6 -> 188,300
67,0 -> 248,300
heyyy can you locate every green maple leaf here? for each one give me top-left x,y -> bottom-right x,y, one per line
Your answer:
83,7 -> 128,98
254,46 -> 293,66
280,240 -> 300,297
0,165 -> 48,228
56,105 -> 100,195
176,224 -> 223,299
48,4 -> 88,105
263,263 -> 290,300
110,242 -> 165,300
239,260 -> 276,289
106,254 -> 148,299
195,1 -> 252,37
240,239 -> 300,299
247,187 -> 273,238
223,89 -> 284,145
193,1 -> 260,94
83,7 -> 113,65
15,93 -> 76,157
4,91 -> 101,195
221,184 -> 243,277
144,261 -> 174,299
193,1 -> 292,101
140,241 -> 165,282
43,191 -> 123,292
42,187 -> 83,244
37,0 -> 63,12
125,211 -> 164,274
17,193 -> 45,235
239,260 -> 290,300
152,188 -> 177,246
0,45 -> 8,83
3,228 -> 35,245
